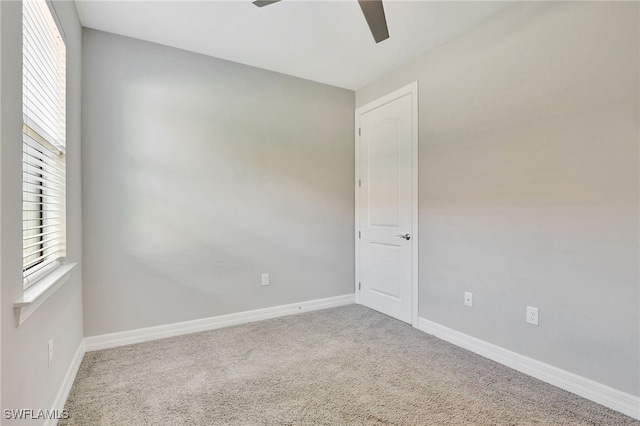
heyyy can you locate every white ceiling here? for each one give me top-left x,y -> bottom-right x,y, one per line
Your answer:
75,1 -> 511,90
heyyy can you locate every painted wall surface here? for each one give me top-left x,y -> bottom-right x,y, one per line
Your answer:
357,2 -> 639,396
82,30 -> 355,337
1,0 -> 84,420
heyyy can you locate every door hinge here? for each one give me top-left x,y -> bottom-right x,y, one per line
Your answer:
358,282 -> 361,291
358,231 -> 361,239
358,179 -> 361,188
358,128 -> 361,136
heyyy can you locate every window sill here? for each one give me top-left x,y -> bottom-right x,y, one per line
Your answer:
13,263 -> 77,327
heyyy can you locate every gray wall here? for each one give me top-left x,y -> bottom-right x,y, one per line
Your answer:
357,2 -> 639,396
82,30 -> 355,337
1,0 -> 84,419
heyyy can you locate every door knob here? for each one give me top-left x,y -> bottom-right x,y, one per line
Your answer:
396,234 -> 411,240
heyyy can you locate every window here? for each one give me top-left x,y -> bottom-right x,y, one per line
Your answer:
22,0 -> 66,288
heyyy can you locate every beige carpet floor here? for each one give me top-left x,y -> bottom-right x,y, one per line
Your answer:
62,305 -> 639,425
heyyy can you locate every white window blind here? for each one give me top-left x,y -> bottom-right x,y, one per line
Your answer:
22,0 -> 67,287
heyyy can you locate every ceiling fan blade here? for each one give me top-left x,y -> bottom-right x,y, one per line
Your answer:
357,0 -> 389,43
252,0 -> 282,7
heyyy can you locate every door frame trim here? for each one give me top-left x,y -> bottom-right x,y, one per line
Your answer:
354,81 -> 419,327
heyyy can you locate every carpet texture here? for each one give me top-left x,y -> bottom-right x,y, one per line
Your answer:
62,305 -> 639,425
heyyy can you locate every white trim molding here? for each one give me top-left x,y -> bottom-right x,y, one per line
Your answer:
13,263 -> 77,326
46,339 -> 85,426
417,317 -> 640,420
85,294 -> 355,352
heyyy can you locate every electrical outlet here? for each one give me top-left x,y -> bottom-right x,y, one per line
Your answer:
48,339 -> 54,367
261,273 -> 269,286
526,306 -> 539,326
464,292 -> 473,307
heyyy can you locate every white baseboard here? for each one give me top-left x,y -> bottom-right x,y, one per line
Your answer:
417,317 -> 640,420
85,294 -> 355,352
46,339 -> 86,426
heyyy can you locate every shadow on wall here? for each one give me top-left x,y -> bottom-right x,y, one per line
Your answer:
111,74 -> 352,300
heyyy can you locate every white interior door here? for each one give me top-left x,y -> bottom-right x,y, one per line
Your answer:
356,83 -> 417,325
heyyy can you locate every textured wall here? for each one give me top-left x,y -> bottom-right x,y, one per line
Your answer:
357,2 -> 639,396
82,30 -> 355,336
1,0 -> 84,419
